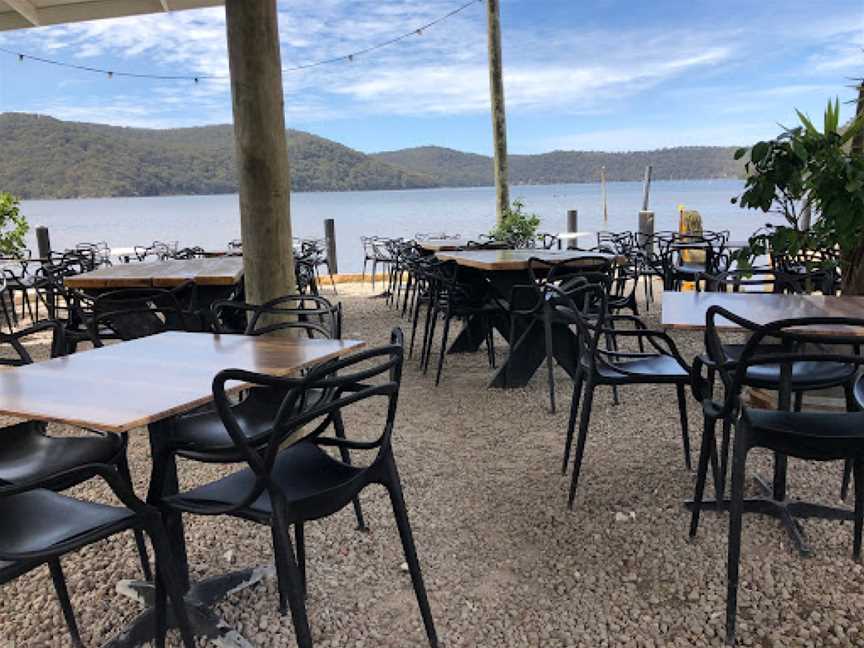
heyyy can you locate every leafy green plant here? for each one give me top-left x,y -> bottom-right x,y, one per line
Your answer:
0,193 -> 28,257
732,99 -> 864,293
488,199 -> 540,246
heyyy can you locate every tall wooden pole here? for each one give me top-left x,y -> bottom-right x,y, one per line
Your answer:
225,0 -> 296,306
486,0 -> 509,224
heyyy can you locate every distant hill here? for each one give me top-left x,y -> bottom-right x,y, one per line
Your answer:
1,113 -> 745,200
0,113 -> 437,199
372,145 -> 745,186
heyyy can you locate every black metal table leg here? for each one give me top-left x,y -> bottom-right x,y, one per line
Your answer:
489,320 -> 579,388
104,418 -> 271,647
685,473 -> 854,557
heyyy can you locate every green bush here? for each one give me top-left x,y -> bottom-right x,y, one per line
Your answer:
489,199 -> 540,246
0,193 -> 29,257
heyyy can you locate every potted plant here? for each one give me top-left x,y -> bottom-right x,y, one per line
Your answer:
0,193 -> 29,258
732,99 -> 864,294
488,199 -> 540,247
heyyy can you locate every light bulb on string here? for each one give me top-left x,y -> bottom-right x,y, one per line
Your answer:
107,71 -> 113,79
18,53 -> 23,62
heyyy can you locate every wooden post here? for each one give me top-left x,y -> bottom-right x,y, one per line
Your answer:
638,210 -> 654,252
486,0 -> 509,224
566,209 -> 578,250
35,226 -> 51,260
224,0 -> 296,306
600,166 -> 608,226
323,218 -> 338,275
641,165 -> 653,211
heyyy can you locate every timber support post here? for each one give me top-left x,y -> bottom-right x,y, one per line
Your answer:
638,210 -> 655,252
224,0 -> 296,306
486,0 -> 509,224
35,226 -> 51,260
566,209 -> 578,250
323,218 -> 338,275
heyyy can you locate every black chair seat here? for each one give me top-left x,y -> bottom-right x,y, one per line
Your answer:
722,343 -> 854,388
172,387 -> 324,460
0,489 -> 134,559
0,422 -> 121,486
745,409 -> 864,460
596,354 -> 689,382
167,442 -> 363,522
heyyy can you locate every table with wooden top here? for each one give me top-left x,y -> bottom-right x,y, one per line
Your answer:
0,331 -> 365,645
64,257 -> 245,290
661,290 -> 861,555
436,249 -> 619,388
661,291 -> 864,336
415,238 -> 467,252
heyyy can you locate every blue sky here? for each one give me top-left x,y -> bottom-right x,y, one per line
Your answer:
0,0 -> 862,154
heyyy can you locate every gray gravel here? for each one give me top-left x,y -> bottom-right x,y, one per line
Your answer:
1,283 -> 864,647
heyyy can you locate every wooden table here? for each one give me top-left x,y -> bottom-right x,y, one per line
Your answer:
436,249 -> 616,272
661,290 -> 860,555
0,331 -> 364,645
661,291 -> 864,336
416,238 -> 467,252
64,257 -> 244,289
437,249 -> 618,388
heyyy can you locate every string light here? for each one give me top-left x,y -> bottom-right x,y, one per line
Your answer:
0,0 -> 482,82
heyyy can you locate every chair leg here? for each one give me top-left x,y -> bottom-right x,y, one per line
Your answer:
854,458 -> 863,560
725,424 -> 749,646
333,411 -> 367,530
543,310 -> 556,413
268,513 -> 314,648
676,384 -> 692,470
385,457 -> 439,648
718,418 -> 732,500
435,312 -> 452,386
423,305 -> 439,374
362,258 -> 368,283
562,369 -> 585,475
371,260 -> 378,291
568,379 -> 595,509
842,460 -> 853,502
117,454 -> 154,581
295,523 -> 307,598
485,319 -> 496,369
689,414 -> 716,538
408,294 -> 423,360
48,559 -> 83,648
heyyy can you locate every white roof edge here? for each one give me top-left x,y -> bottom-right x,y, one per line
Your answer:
0,0 -> 224,32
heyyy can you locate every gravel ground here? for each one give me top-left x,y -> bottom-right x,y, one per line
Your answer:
1,283 -> 863,647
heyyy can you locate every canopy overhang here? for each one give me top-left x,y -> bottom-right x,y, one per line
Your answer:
0,0 -> 223,31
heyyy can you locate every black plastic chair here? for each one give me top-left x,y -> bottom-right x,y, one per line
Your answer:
552,282 -> 693,508
0,461 -> 195,648
155,329 -> 438,648
0,321 -> 153,588
688,308 -> 864,646
508,257 -> 612,412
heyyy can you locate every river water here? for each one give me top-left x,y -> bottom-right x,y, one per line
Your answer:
19,179 -> 781,272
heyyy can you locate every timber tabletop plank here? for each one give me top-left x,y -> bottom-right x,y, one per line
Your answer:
65,257 -> 245,289
0,332 -> 365,433
416,239 -> 468,252
661,291 -> 864,335
436,249 -> 619,271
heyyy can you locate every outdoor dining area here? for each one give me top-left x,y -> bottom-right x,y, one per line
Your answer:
0,220 -> 863,647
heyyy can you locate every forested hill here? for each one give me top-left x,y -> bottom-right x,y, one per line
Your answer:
0,113 -> 438,199
371,145 -> 745,187
1,113 -> 745,200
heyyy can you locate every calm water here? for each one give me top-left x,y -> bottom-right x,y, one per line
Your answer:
19,180 -> 781,273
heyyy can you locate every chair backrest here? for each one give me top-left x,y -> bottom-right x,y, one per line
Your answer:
212,294 -> 341,338
91,282 -> 197,342
172,246 -> 206,260
185,329 -> 405,515
527,256 -> 612,288
700,307 -> 864,419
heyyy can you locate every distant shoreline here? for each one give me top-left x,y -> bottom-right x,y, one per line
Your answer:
19,176 -> 743,203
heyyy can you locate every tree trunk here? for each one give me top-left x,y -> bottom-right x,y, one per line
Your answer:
842,243 -> 864,295
846,82 -> 864,294
486,0 -> 509,225
225,0 -> 296,307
